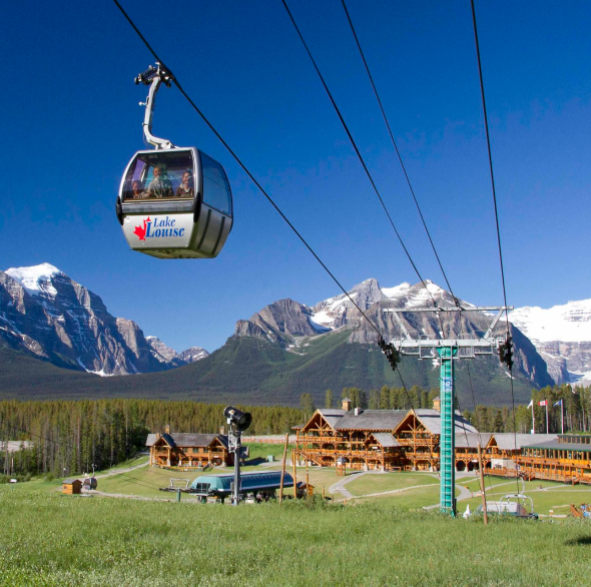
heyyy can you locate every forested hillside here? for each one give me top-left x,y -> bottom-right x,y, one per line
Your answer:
0,399 -> 302,476
0,333 -> 536,407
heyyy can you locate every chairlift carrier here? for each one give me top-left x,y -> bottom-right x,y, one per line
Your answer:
116,64 -> 233,259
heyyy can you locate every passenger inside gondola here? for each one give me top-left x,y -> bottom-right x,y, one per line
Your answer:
175,170 -> 194,198
131,180 -> 146,199
123,151 -> 196,202
147,165 -> 174,198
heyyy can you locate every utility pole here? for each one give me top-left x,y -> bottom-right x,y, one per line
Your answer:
477,442 -> 488,526
386,305 -> 512,517
224,407 -> 252,507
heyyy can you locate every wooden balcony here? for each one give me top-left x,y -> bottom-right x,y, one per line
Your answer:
297,448 -> 391,460
296,435 -> 347,444
397,438 -> 438,446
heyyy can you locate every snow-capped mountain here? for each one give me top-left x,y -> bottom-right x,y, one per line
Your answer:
146,336 -> 209,365
178,346 -> 209,363
234,278 -> 552,388
0,264 -> 206,376
509,300 -> 591,385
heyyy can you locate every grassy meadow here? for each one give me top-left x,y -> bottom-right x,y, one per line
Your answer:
2,452 -> 591,586
2,481 -> 591,586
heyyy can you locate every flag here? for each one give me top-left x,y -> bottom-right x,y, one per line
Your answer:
527,400 -> 533,409
553,399 -> 563,407
539,400 -> 548,406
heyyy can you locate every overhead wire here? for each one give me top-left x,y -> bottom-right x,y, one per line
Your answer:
280,0 -> 437,312
470,0 -> 519,493
111,0 -> 420,414
338,0 -> 481,426
111,0 -> 383,342
340,0 -> 503,490
340,0 -> 458,307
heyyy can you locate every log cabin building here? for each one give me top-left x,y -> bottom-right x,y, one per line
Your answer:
508,434 -> 591,484
295,398 -> 587,481
294,398 -> 478,472
146,428 -> 233,468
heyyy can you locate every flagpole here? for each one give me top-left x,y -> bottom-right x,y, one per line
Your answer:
561,400 -> 564,435
546,401 -> 549,434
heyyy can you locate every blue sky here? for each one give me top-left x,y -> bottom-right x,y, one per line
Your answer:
2,1 -> 591,353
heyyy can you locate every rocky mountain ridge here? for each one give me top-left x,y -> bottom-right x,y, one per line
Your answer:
234,278 -> 553,388
0,264 -> 207,376
509,300 -> 591,386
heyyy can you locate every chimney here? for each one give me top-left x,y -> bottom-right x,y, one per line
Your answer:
354,407 -> 362,417
156,432 -> 161,440
342,398 -> 352,412
432,397 -> 440,413
220,425 -> 226,435
164,424 -> 170,434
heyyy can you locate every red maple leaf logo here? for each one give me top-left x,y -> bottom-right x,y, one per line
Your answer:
133,217 -> 151,241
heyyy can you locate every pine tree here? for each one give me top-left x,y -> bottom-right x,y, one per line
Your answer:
300,394 -> 316,419
324,389 -> 334,409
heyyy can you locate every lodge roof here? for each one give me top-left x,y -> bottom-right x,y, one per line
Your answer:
145,433 -> 228,448
317,409 -> 347,429
413,409 -> 478,435
492,433 -> 558,451
334,410 -> 407,431
521,439 -> 591,452
455,433 -> 493,448
371,433 -> 400,447
312,408 -> 479,434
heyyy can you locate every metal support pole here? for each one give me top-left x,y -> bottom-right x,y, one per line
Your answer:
477,442 -> 488,526
438,347 -> 457,516
232,429 -> 241,506
279,433 -> 289,504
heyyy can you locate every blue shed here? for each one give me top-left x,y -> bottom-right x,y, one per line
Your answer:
190,470 -> 294,498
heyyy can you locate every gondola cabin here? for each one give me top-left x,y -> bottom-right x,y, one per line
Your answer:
116,148 -> 233,259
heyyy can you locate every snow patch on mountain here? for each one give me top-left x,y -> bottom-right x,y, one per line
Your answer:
509,300 -> 591,385
509,300 -> 591,343
6,263 -> 61,297
178,346 -> 209,363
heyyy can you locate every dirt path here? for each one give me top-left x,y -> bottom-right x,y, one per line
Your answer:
329,471 -> 371,499
93,460 -> 149,479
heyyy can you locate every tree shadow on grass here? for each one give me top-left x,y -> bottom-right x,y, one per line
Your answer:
565,536 -> 591,546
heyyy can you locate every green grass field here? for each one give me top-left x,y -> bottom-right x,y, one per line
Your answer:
345,472 -> 438,496
2,482 -> 591,586
3,459 -> 591,585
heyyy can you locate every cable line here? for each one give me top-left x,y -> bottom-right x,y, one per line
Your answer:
470,0 -> 519,489
340,0 -> 458,306
111,0 -> 382,340
280,0 -> 436,309
111,1 -> 422,415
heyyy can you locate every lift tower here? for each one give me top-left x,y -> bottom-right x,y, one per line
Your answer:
386,305 -> 512,516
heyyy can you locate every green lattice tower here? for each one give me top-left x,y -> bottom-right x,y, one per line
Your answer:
438,347 -> 457,516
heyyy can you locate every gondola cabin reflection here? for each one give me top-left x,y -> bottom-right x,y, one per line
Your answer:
116,148 -> 233,259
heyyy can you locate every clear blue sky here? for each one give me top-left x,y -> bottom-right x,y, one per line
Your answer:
2,1 -> 591,353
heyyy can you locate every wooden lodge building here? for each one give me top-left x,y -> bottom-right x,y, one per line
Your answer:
294,398 -> 479,472
146,428 -> 233,468
294,398 -> 591,483
512,434 -> 591,484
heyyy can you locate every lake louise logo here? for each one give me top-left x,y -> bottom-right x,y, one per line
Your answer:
133,217 -> 185,241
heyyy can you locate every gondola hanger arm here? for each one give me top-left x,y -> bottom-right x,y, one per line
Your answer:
135,63 -> 175,150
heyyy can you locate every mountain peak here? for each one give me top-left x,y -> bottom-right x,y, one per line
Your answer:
5,263 -> 63,296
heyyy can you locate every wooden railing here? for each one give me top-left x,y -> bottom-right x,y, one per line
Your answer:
297,448 -> 388,460
397,438 -> 438,446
